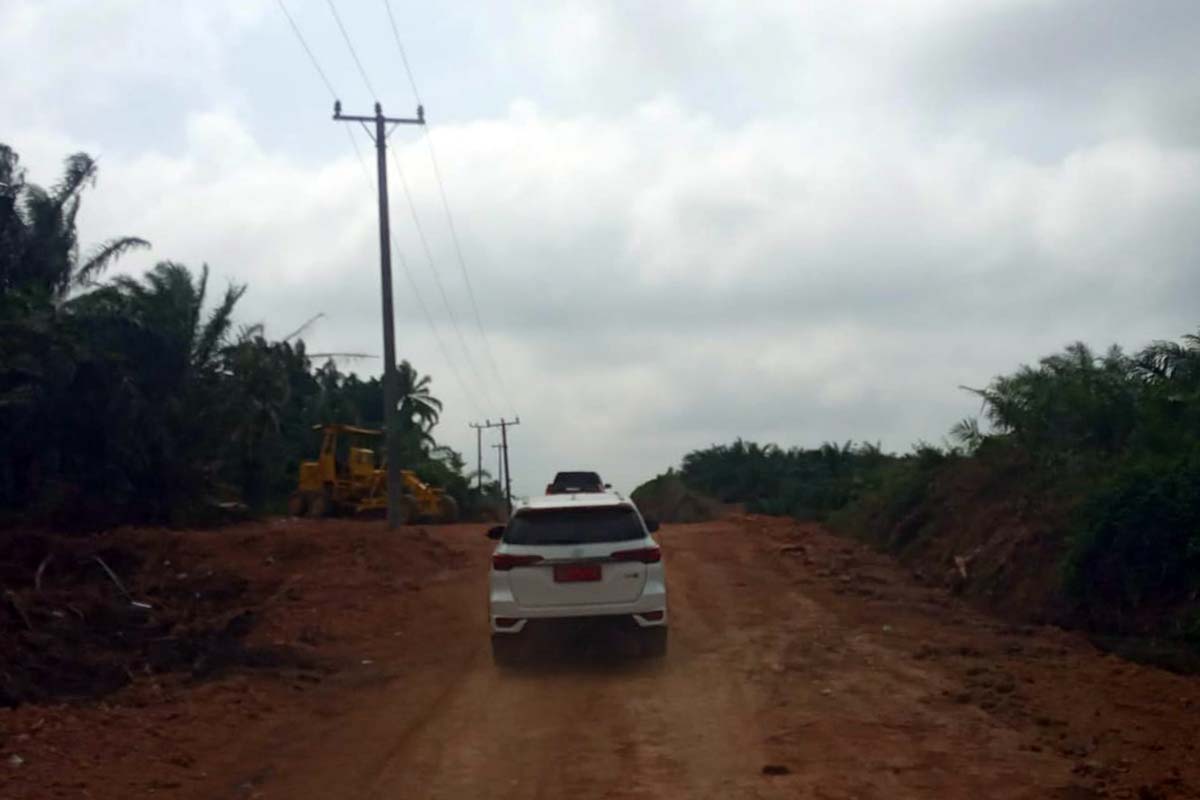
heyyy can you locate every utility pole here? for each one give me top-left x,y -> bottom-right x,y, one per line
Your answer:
491,443 -> 505,516
332,100 -> 425,529
474,417 -> 519,515
500,419 -> 514,515
469,422 -> 485,493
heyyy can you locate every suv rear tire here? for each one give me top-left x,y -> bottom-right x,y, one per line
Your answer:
641,626 -> 668,658
491,635 -> 523,668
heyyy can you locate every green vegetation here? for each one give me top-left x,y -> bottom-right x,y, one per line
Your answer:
956,335 -> 1200,632
0,143 -> 499,527
674,439 -> 897,519
652,330 -> 1200,647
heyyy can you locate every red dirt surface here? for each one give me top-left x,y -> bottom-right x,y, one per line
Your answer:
2,515 -> 1198,799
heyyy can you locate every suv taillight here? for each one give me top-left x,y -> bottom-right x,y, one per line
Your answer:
492,553 -> 544,571
610,546 -> 661,564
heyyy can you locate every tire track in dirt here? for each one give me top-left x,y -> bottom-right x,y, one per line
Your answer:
110,516 -> 1200,799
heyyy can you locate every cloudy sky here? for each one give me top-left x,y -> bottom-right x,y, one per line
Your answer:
4,0 -> 1199,496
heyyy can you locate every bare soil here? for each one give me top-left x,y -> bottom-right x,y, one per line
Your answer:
2,515 -> 1198,799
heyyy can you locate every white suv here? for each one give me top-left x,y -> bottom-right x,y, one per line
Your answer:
487,492 -> 667,665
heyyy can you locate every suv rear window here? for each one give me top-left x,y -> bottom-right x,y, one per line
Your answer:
505,506 -> 643,545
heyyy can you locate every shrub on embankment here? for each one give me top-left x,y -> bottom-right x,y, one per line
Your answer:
650,328 -> 1200,665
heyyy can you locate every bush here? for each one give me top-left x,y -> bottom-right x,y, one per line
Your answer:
677,439 -> 896,521
826,453 -> 947,548
1066,455 -> 1200,624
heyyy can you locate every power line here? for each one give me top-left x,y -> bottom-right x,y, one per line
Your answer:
424,138 -> 516,414
380,1 -> 518,416
273,0 -> 484,421
383,0 -> 422,104
392,231 -> 487,420
373,0 -> 499,414
325,0 -> 378,100
275,0 -> 373,181
389,146 -> 495,412
343,126 -> 373,186
277,0 -> 337,98
319,0 -> 491,420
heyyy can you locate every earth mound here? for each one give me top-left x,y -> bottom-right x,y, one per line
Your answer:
631,472 -> 722,523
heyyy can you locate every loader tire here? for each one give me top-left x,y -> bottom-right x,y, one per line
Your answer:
287,492 -> 308,517
307,489 -> 332,518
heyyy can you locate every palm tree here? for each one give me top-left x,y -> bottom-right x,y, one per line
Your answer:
0,145 -> 148,513
221,331 -> 291,503
124,262 -> 240,356
77,262 -> 252,516
0,145 -> 148,304
949,417 -> 984,453
394,360 -> 442,435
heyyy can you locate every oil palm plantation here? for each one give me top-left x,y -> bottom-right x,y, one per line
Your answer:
1,141 -> 481,525
54,262 -> 257,520
1,144 -> 148,516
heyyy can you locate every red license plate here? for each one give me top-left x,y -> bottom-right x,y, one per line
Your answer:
554,564 -> 601,583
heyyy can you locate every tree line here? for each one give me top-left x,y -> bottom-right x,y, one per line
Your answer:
661,329 -> 1200,646
0,143 -> 499,528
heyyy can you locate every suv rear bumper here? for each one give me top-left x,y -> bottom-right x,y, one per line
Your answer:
490,595 -> 667,634
491,611 -> 667,640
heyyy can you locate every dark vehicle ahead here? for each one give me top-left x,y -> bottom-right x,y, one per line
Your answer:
545,471 -> 609,495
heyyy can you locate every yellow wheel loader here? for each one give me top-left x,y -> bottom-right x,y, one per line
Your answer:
288,424 -> 458,523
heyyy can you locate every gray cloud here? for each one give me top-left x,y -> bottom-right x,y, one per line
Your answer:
905,0 -> 1200,151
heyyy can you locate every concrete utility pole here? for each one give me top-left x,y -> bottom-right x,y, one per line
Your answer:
474,417 -> 520,515
500,419 -> 514,515
491,444 -> 505,507
332,100 -> 425,529
469,422 -> 485,493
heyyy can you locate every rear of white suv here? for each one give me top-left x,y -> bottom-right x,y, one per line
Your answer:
488,493 -> 667,665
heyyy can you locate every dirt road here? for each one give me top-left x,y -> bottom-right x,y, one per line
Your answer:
5,516 -> 1199,799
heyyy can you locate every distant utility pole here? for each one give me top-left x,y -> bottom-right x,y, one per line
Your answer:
332,100 -> 425,529
469,422 -> 485,493
475,417 -> 520,514
491,443 -> 505,512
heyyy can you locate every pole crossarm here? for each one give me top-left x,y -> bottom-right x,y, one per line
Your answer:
333,100 -> 425,127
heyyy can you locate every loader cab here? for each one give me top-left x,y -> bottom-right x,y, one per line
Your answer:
348,445 -> 378,481
293,424 -> 387,514
297,424 -> 381,494
314,424 -> 382,480
291,424 -> 455,521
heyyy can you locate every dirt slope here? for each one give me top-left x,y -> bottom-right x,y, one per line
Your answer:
3,515 -> 1199,799
630,472 -> 723,523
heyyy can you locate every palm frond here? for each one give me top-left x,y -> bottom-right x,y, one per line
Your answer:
76,237 -> 150,286
52,153 -> 97,209
196,277 -> 246,368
